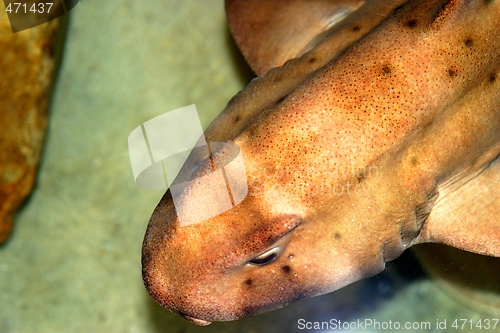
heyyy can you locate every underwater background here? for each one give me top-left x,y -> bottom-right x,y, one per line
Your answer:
0,1 -> 498,332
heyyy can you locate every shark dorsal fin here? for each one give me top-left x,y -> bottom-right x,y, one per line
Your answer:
226,0 -> 366,76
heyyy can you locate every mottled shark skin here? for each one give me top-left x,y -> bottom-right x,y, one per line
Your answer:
142,0 -> 500,326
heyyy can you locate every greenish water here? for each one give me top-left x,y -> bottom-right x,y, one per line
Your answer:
0,1 -> 498,332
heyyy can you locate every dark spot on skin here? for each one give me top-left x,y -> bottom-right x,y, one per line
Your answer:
308,57 -> 316,64
241,306 -> 259,318
406,19 -> 417,28
282,265 -> 292,274
245,279 -> 253,286
42,39 -> 55,58
352,25 -> 361,32
295,291 -> 311,300
411,157 -> 418,165
382,65 -> 391,75
484,0 -> 493,5
447,68 -> 457,77
464,38 -> 473,47
234,115 -> 241,123
489,72 -> 496,83
356,170 -> 366,182
334,233 -> 342,240
421,119 -> 434,131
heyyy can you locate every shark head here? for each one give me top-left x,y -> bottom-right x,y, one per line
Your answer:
141,136 -> 401,325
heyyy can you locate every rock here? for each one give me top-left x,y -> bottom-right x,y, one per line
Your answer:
0,5 -> 62,243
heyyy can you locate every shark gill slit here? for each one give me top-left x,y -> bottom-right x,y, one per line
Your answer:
411,187 -> 438,240
381,224 -> 406,265
375,236 -> 406,264
414,199 -> 431,231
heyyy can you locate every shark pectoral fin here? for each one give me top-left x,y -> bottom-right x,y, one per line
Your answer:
225,0 -> 366,76
225,0 -> 411,76
417,156 -> 500,257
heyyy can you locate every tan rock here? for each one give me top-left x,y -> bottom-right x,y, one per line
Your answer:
0,4 -> 61,243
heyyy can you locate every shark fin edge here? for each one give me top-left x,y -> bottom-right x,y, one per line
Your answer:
225,0 -> 366,76
416,156 -> 500,257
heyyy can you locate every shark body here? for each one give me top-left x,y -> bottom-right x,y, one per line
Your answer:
142,0 -> 500,325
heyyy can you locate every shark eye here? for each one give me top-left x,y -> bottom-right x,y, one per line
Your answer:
248,247 -> 281,266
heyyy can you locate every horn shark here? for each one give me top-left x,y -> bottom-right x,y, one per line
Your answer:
142,0 -> 500,326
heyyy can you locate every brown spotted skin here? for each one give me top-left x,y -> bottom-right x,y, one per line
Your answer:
142,0 -> 500,325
